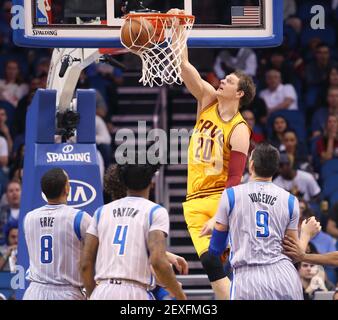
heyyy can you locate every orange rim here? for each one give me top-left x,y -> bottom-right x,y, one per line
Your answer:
123,13 -> 195,25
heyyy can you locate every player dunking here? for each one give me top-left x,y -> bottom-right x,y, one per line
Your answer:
23,168 -> 92,300
169,9 -> 255,299
81,163 -> 186,300
208,143 -> 321,300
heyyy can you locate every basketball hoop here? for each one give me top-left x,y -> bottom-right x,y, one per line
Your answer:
121,13 -> 195,87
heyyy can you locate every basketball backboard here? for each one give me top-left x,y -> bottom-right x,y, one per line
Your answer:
12,0 -> 283,48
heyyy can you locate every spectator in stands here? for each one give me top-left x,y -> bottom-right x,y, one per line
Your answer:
327,202 -> 338,240
259,69 -> 298,115
0,106 -> 12,154
315,115 -> 338,164
260,49 -> 298,86
312,86 -> 338,137
0,180 -> 21,245
14,77 -> 42,138
213,48 -> 257,79
9,144 -> 24,182
280,129 -> 309,170
0,60 -> 29,108
298,262 -> 334,300
273,153 -> 321,202
284,0 -> 301,33
300,204 -> 338,284
305,44 -> 337,88
0,220 -> 18,271
241,109 -> 265,149
0,109 -> 9,197
316,66 -> 338,110
269,115 -> 289,149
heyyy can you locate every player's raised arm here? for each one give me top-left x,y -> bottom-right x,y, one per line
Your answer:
168,9 -> 217,115
80,234 -> 99,298
181,45 -> 217,109
148,230 -> 187,300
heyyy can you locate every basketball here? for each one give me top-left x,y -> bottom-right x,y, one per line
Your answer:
121,18 -> 154,52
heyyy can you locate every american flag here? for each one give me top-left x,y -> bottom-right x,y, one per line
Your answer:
231,6 -> 261,26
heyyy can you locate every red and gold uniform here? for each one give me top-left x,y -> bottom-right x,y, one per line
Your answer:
183,101 -> 250,256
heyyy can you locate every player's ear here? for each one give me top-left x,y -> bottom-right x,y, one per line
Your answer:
248,159 -> 254,175
236,90 -> 244,99
64,179 -> 70,196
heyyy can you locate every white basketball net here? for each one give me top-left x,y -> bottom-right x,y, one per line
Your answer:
121,14 -> 195,87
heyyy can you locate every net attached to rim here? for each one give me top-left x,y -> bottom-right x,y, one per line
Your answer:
121,13 -> 195,87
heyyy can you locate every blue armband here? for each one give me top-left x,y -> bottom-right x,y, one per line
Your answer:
209,228 -> 229,256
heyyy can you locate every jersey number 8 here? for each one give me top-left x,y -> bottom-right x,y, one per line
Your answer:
40,235 -> 53,264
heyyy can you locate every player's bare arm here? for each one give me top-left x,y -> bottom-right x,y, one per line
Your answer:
299,217 -> 322,250
284,217 -> 321,257
168,9 -> 217,116
166,252 -> 189,275
148,230 -> 187,300
283,236 -> 338,266
80,234 -> 99,298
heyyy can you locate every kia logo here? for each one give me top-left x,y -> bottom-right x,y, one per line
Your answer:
62,145 -> 74,153
42,180 -> 96,208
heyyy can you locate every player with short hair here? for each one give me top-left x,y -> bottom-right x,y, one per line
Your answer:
208,143 -> 321,300
23,168 -> 92,300
81,163 -> 186,300
169,8 -> 255,299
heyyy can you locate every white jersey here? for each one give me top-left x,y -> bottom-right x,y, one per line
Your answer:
87,196 -> 169,288
24,204 -> 92,287
215,181 -> 299,269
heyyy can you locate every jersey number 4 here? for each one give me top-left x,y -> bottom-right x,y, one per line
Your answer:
40,235 -> 53,264
256,211 -> 270,238
113,225 -> 129,255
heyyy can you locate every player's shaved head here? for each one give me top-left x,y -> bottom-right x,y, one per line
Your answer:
41,168 -> 68,200
251,143 -> 280,178
118,162 -> 159,191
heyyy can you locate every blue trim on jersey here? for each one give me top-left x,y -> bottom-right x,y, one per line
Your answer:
288,194 -> 295,220
226,188 -> 235,216
74,211 -> 84,241
149,204 -> 162,227
229,234 -> 234,264
96,206 -> 104,225
147,291 -> 155,300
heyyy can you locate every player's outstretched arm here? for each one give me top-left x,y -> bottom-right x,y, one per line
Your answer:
148,231 -> 187,300
283,236 -> 338,266
80,234 -> 99,298
168,9 -> 217,116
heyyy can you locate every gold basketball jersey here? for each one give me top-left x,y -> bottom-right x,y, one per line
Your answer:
186,102 -> 249,201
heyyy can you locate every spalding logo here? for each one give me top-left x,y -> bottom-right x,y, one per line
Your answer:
41,180 -> 96,208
